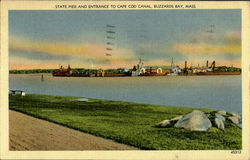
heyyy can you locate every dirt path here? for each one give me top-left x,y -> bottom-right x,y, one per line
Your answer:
9,110 -> 137,150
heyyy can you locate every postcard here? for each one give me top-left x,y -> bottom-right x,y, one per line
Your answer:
0,1 -> 249,160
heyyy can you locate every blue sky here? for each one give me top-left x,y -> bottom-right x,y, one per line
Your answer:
9,9 -> 241,69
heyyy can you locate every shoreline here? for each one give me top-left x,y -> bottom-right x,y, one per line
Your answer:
9,72 -> 241,76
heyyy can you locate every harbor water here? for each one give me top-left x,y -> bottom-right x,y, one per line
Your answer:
9,74 -> 242,113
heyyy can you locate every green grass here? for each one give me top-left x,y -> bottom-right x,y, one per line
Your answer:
9,94 -> 241,150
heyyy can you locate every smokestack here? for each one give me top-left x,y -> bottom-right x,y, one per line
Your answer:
206,60 -> 208,67
185,61 -> 187,69
211,60 -> 215,71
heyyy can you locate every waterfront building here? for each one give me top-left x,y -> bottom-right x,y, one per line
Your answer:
192,67 -> 209,73
144,66 -> 171,75
169,58 -> 181,75
132,58 -> 172,76
118,68 -> 129,73
192,67 -> 201,73
172,66 -> 181,74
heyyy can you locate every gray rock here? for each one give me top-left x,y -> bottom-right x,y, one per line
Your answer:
217,110 -> 227,116
170,115 -> 183,122
214,118 -> 225,130
228,116 -> 242,129
228,116 -> 240,124
237,123 -> 242,129
215,113 -> 225,122
175,110 -> 212,131
214,114 -> 226,130
157,115 -> 183,128
157,120 -> 172,128
229,112 -> 241,119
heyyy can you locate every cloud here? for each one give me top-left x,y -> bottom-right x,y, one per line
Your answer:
9,36 -> 106,57
173,43 -> 241,55
9,55 -> 62,70
10,50 -> 71,62
134,43 -> 188,63
9,29 -> 241,69
9,35 -> 137,69
172,30 -> 241,56
222,31 -> 241,45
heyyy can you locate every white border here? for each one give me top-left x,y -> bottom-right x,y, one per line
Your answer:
1,1 -> 249,160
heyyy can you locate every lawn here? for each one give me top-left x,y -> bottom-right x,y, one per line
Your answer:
9,94 -> 242,150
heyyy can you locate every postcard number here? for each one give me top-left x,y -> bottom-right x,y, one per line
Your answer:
231,150 -> 241,154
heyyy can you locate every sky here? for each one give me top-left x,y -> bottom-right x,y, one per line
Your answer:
9,10 -> 241,70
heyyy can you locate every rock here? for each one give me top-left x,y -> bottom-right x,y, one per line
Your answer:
215,113 -> 225,122
217,110 -> 227,116
77,98 -> 88,102
213,113 -> 225,130
228,116 -> 242,129
229,112 -> 241,119
214,118 -> 225,130
228,116 -> 239,124
156,120 -> 172,128
170,115 -> 183,122
175,110 -> 212,131
237,123 -> 242,129
156,116 -> 183,128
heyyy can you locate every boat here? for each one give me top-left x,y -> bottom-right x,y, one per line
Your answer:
52,65 -> 71,76
52,65 -> 132,77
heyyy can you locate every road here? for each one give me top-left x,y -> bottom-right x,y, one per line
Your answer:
9,110 -> 136,150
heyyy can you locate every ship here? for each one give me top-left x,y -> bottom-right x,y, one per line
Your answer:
52,65 -> 72,77
52,65 -> 132,77
196,61 -> 241,75
182,60 -> 241,76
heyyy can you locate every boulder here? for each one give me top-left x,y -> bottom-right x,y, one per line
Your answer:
228,116 -> 242,129
229,112 -> 241,119
214,118 -> 225,130
156,115 -> 183,128
217,110 -> 227,116
228,116 -> 239,124
170,115 -> 183,122
175,110 -> 212,131
213,113 -> 225,130
237,123 -> 242,129
215,113 -> 225,122
156,120 -> 172,128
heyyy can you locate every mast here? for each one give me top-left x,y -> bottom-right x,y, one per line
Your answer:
171,57 -> 174,69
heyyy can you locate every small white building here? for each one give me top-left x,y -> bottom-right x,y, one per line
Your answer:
172,66 -> 181,74
193,67 -> 209,73
157,68 -> 162,74
192,68 -> 201,73
140,68 -> 146,74
119,68 -> 129,73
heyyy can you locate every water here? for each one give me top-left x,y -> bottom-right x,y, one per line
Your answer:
9,74 -> 242,113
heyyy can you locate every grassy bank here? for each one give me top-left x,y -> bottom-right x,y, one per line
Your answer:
9,94 -> 241,150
